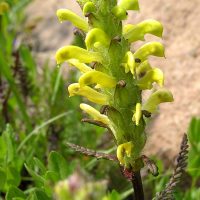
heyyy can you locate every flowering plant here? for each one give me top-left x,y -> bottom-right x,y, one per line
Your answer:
55,0 -> 180,199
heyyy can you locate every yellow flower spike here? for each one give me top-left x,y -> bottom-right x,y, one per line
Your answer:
133,42 -> 165,63
117,142 -> 134,165
67,59 -> 92,73
136,60 -> 152,77
56,45 -> 103,64
119,0 -> 139,11
85,28 -> 110,50
137,68 -> 164,90
0,2 -> 9,15
123,20 -> 163,43
80,103 -> 110,125
68,83 -> 109,105
143,88 -> 174,113
83,2 -> 96,16
123,51 -> 135,74
79,71 -> 117,88
56,9 -> 89,32
132,103 -> 142,126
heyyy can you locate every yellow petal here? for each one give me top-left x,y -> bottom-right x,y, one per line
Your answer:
79,71 -> 117,88
56,45 -> 103,64
117,142 -> 134,165
67,59 -> 92,73
122,51 -> 135,74
143,88 -> 174,113
57,9 -> 88,32
132,103 -> 142,126
68,83 -> 109,105
137,68 -> 164,90
80,103 -> 110,125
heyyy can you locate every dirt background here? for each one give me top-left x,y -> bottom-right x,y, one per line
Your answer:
25,0 -> 200,160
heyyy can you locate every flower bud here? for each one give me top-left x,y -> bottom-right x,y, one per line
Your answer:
68,83 -> 109,105
112,6 -> 127,20
143,89 -> 174,113
118,0 -> 139,11
85,28 -> 110,50
57,9 -> 89,32
79,71 -> 117,88
83,2 -> 96,16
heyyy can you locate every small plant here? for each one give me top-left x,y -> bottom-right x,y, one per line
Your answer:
54,0 -> 184,199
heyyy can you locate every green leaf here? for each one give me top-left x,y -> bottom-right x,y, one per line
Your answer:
19,45 -> 36,87
2,124 -> 15,164
24,164 -> 45,185
19,45 -> 36,71
0,135 -> 7,163
0,168 -> 6,190
0,52 -> 31,130
105,190 -> 121,200
6,166 -> 21,188
44,171 -> 59,183
33,157 -> 46,175
26,190 -> 51,200
6,186 -> 25,200
187,118 -> 200,179
48,151 -> 69,180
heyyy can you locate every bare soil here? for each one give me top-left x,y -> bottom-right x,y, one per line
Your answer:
26,0 -> 200,160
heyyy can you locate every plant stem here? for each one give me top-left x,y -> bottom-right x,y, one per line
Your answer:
132,171 -> 144,200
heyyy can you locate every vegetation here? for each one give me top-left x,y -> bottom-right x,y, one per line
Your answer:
0,0 -> 199,199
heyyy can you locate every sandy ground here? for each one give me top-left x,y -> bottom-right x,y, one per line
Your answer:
25,0 -> 200,160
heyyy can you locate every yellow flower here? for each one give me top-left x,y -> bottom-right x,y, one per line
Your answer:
137,68 -> 164,90
143,88 -> 174,113
57,9 -> 88,32
56,46 -> 103,64
79,71 -> 117,88
117,142 -> 134,165
68,83 -> 109,105
80,103 -> 110,125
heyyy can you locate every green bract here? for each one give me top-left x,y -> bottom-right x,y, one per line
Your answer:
56,0 -> 173,170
